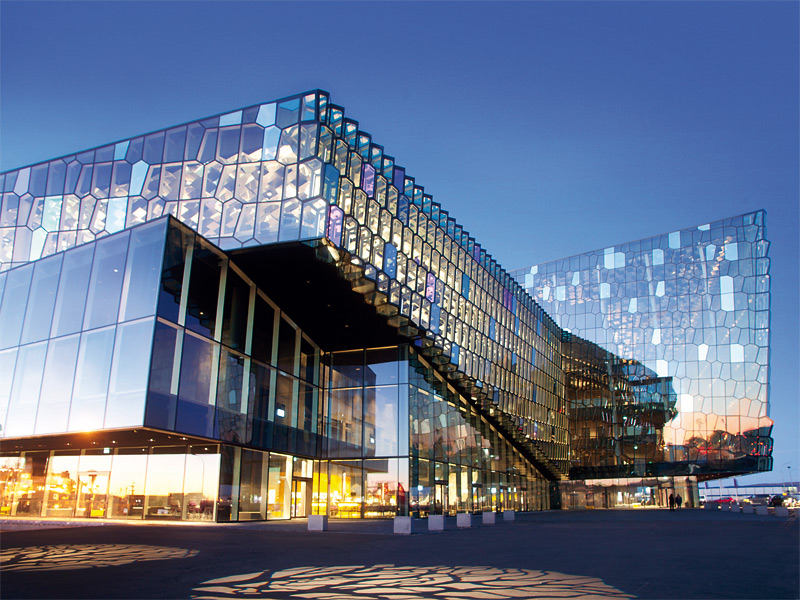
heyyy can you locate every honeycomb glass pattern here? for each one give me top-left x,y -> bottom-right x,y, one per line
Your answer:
0,90 -> 570,479
513,211 -> 772,477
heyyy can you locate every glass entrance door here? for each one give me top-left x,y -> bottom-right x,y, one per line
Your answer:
291,478 -> 311,518
433,482 -> 448,515
77,472 -> 110,518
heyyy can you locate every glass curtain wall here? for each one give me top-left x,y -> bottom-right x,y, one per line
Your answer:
145,219 -> 322,454
0,218 -> 166,439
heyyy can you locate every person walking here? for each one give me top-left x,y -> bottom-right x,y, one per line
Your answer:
669,492 -> 675,511
676,494 -> 683,510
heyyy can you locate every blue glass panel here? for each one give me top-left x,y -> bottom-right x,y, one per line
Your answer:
126,137 -> 143,163
164,127 -> 187,162
323,164 -> 340,204
106,317 -> 154,428
461,274 -> 469,300
451,344 -> 459,366
398,197 -> 409,226
45,161 -> 66,196
143,132 -> 165,164
384,243 -> 397,279
490,318 -> 496,341
114,141 -> 129,161
276,98 -> 300,128
29,164 -> 48,196
393,167 -> 405,191
430,304 -> 440,334
219,110 -> 242,127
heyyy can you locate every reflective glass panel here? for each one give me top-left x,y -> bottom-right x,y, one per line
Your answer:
119,220 -> 166,322
51,243 -> 93,337
20,253 -> 62,344
83,231 -> 130,330
34,334 -> 80,435
43,451 -> 81,518
69,326 -> 115,432
105,318 -> 154,428
5,342 -> 47,437
144,446 -> 185,520
0,264 -> 33,350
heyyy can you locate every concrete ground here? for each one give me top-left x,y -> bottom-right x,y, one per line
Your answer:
0,509 -> 797,600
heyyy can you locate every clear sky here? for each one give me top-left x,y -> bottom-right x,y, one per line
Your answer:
1,1 -> 797,487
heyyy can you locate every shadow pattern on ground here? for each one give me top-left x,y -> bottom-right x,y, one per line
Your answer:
192,565 -> 633,599
0,544 -> 198,571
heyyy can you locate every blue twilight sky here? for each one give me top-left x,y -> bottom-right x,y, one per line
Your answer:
1,1 -> 797,486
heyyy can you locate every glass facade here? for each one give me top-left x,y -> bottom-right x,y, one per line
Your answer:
0,91 -> 773,521
513,211 -> 772,479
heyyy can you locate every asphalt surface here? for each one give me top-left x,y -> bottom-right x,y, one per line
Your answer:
0,509 -> 797,600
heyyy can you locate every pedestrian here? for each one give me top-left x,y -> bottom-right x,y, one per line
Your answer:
676,494 -> 683,510
669,492 -> 675,511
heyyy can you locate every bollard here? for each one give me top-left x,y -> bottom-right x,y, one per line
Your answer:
482,511 -> 496,525
503,510 -> 516,522
457,513 -> 473,528
428,515 -> 445,531
308,515 -> 328,531
774,506 -> 789,517
394,516 -> 413,535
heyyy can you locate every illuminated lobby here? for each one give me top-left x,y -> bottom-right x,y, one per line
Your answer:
0,91 -> 772,521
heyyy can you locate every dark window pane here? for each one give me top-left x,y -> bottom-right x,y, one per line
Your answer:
157,224 -> 192,323
299,337 -> 316,384
276,317 -> 296,375
250,296 -> 274,365
185,239 -> 222,338
330,350 -> 363,388
145,321 -> 180,430
215,349 -> 246,443
221,269 -> 250,351
176,333 -> 215,436
247,362 -> 272,448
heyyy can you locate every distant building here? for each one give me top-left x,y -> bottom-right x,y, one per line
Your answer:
0,91 -> 771,521
513,212 -> 772,507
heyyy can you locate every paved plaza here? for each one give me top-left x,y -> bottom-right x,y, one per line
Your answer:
1,509 -> 798,599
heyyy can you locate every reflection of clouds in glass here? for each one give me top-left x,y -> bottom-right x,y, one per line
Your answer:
1,544 -> 197,572
193,565 -> 632,599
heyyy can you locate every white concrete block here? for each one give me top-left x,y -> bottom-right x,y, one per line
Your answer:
428,514 -> 445,531
482,511 -> 496,525
755,506 -> 769,516
730,504 -> 741,513
394,516 -> 413,535
503,510 -> 516,521
307,515 -> 328,531
456,513 -> 473,528
741,504 -> 755,514
774,506 -> 789,517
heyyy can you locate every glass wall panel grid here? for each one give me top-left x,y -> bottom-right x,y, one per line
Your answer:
513,210 -> 772,478
144,217 -> 323,454
0,218 -> 167,439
